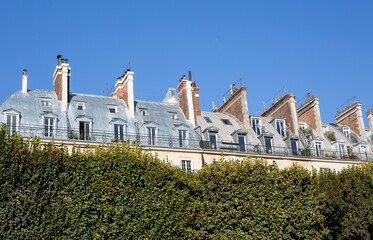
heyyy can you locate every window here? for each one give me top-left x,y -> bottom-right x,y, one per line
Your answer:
238,134 -> 246,152
140,108 -> 148,116
338,144 -> 346,158
251,117 -> 261,135
365,130 -> 371,142
209,132 -> 217,149
170,113 -> 178,120
41,100 -> 51,107
44,117 -> 54,137
204,117 -> 212,123
181,160 -> 192,173
290,139 -> 298,156
79,121 -> 90,140
114,124 -> 124,141
109,106 -> 117,113
343,127 -> 350,139
265,137 -> 272,154
221,119 -> 232,125
6,114 -> 17,136
323,125 -> 329,134
147,127 -> 156,145
276,120 -> 286,137
315,141 -> 322,157
320,168 -> 330,173
299,122 -> 307,131
77,103 -> 85,111
178,130 -> 187,147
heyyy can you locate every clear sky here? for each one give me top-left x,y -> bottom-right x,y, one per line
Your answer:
1,0 -> 372,126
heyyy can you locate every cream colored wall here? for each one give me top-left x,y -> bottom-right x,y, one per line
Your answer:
34,139 -> 360,172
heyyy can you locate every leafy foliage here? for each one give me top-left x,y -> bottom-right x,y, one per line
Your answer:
0,124 -> 372,239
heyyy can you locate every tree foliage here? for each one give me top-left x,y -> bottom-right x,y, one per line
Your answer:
0,125 -> 372,239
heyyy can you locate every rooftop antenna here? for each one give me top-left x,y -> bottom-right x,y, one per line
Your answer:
262,86 -> 286,109
106,61 -> 132,96
337,96 -> 356,112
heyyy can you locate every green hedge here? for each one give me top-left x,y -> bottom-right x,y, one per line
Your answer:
0,125 -> 372,239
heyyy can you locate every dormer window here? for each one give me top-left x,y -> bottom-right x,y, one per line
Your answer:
251,117 -> 261,135
108,106 -> 117,113
6,114 -> 18,136
76,103 -> 85,111
275,119 -> 286,137
323,125 -> 329,134
342,127 -> 350,139
41,99 -> 51,107
366,129 -> 371,142
139,108 -> 148,116
221,119 -> 232,125
204,117 -> 213,123
299,122 -> 307,131
170,112 -> 178,120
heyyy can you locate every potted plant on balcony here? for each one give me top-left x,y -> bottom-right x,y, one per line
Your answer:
302,128 -> 312,140
324,131 -> 336,141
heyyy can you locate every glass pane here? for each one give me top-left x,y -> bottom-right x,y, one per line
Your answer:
12,115 -> 16,135
120,125 -> 123,140
265,137 -> 272,154
291,140 -> 297,155
238,135 -> 245,152
209,134 -> 216,149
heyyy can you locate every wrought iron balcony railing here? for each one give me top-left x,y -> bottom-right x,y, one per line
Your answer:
3,123 -> 372,162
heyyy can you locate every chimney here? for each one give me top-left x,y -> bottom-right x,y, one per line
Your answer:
112,69 -> 135,118
22,69 -> 27,93
335,101 -> 367,141
261,93 -> 299,134
53,55 -> 70,111
297,95 -> 323,136
367,109 -> 373,131
214,85 -> 251,132
177,71 -> 200,126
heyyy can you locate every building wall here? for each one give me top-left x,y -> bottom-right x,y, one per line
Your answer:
214,87 -> 251,132
35,138 -> 360,172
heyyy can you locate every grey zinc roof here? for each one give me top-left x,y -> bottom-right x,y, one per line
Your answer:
0,90 -> 68,138
67,93 -> 136,136
197,111 -> 247,142
134,99 -> 199,148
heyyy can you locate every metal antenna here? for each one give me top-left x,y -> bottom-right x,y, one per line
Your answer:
337,96 -> 356,111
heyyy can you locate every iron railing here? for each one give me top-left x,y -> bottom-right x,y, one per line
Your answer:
3,123 -> 372,162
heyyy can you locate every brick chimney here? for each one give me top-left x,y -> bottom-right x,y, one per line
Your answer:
297,95 -> 323,136
335,101 -> 367,142
112,69 -> 134,118
261,93 -> 299,134
213,85 -> 251,132
53,55 -> 70,111
22,69 -> 27,93
367,109 -> 373,131
177,71 -> 201,126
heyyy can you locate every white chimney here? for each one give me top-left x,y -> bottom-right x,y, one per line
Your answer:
22,69 -> 27,93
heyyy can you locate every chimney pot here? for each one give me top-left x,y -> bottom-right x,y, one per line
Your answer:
23,69 -> 27,76
57,55 -> 62,66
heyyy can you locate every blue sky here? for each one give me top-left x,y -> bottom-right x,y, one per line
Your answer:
1,0 -> 372,125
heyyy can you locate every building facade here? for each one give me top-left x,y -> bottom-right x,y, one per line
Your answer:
1,56 -> 372,172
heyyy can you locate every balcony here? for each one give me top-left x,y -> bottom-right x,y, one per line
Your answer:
4,123 -> 372,162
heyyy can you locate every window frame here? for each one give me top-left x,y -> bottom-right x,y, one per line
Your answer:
5,114 -> 18,136
147,127 -> 156,145
204,117 -> 213,123
114,124 -> 124,141
275,119 -> 286,137
251,117 -> 261,135
181,160 -> 192,173
44,117 -> 55,138
178,129 -> 187,147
